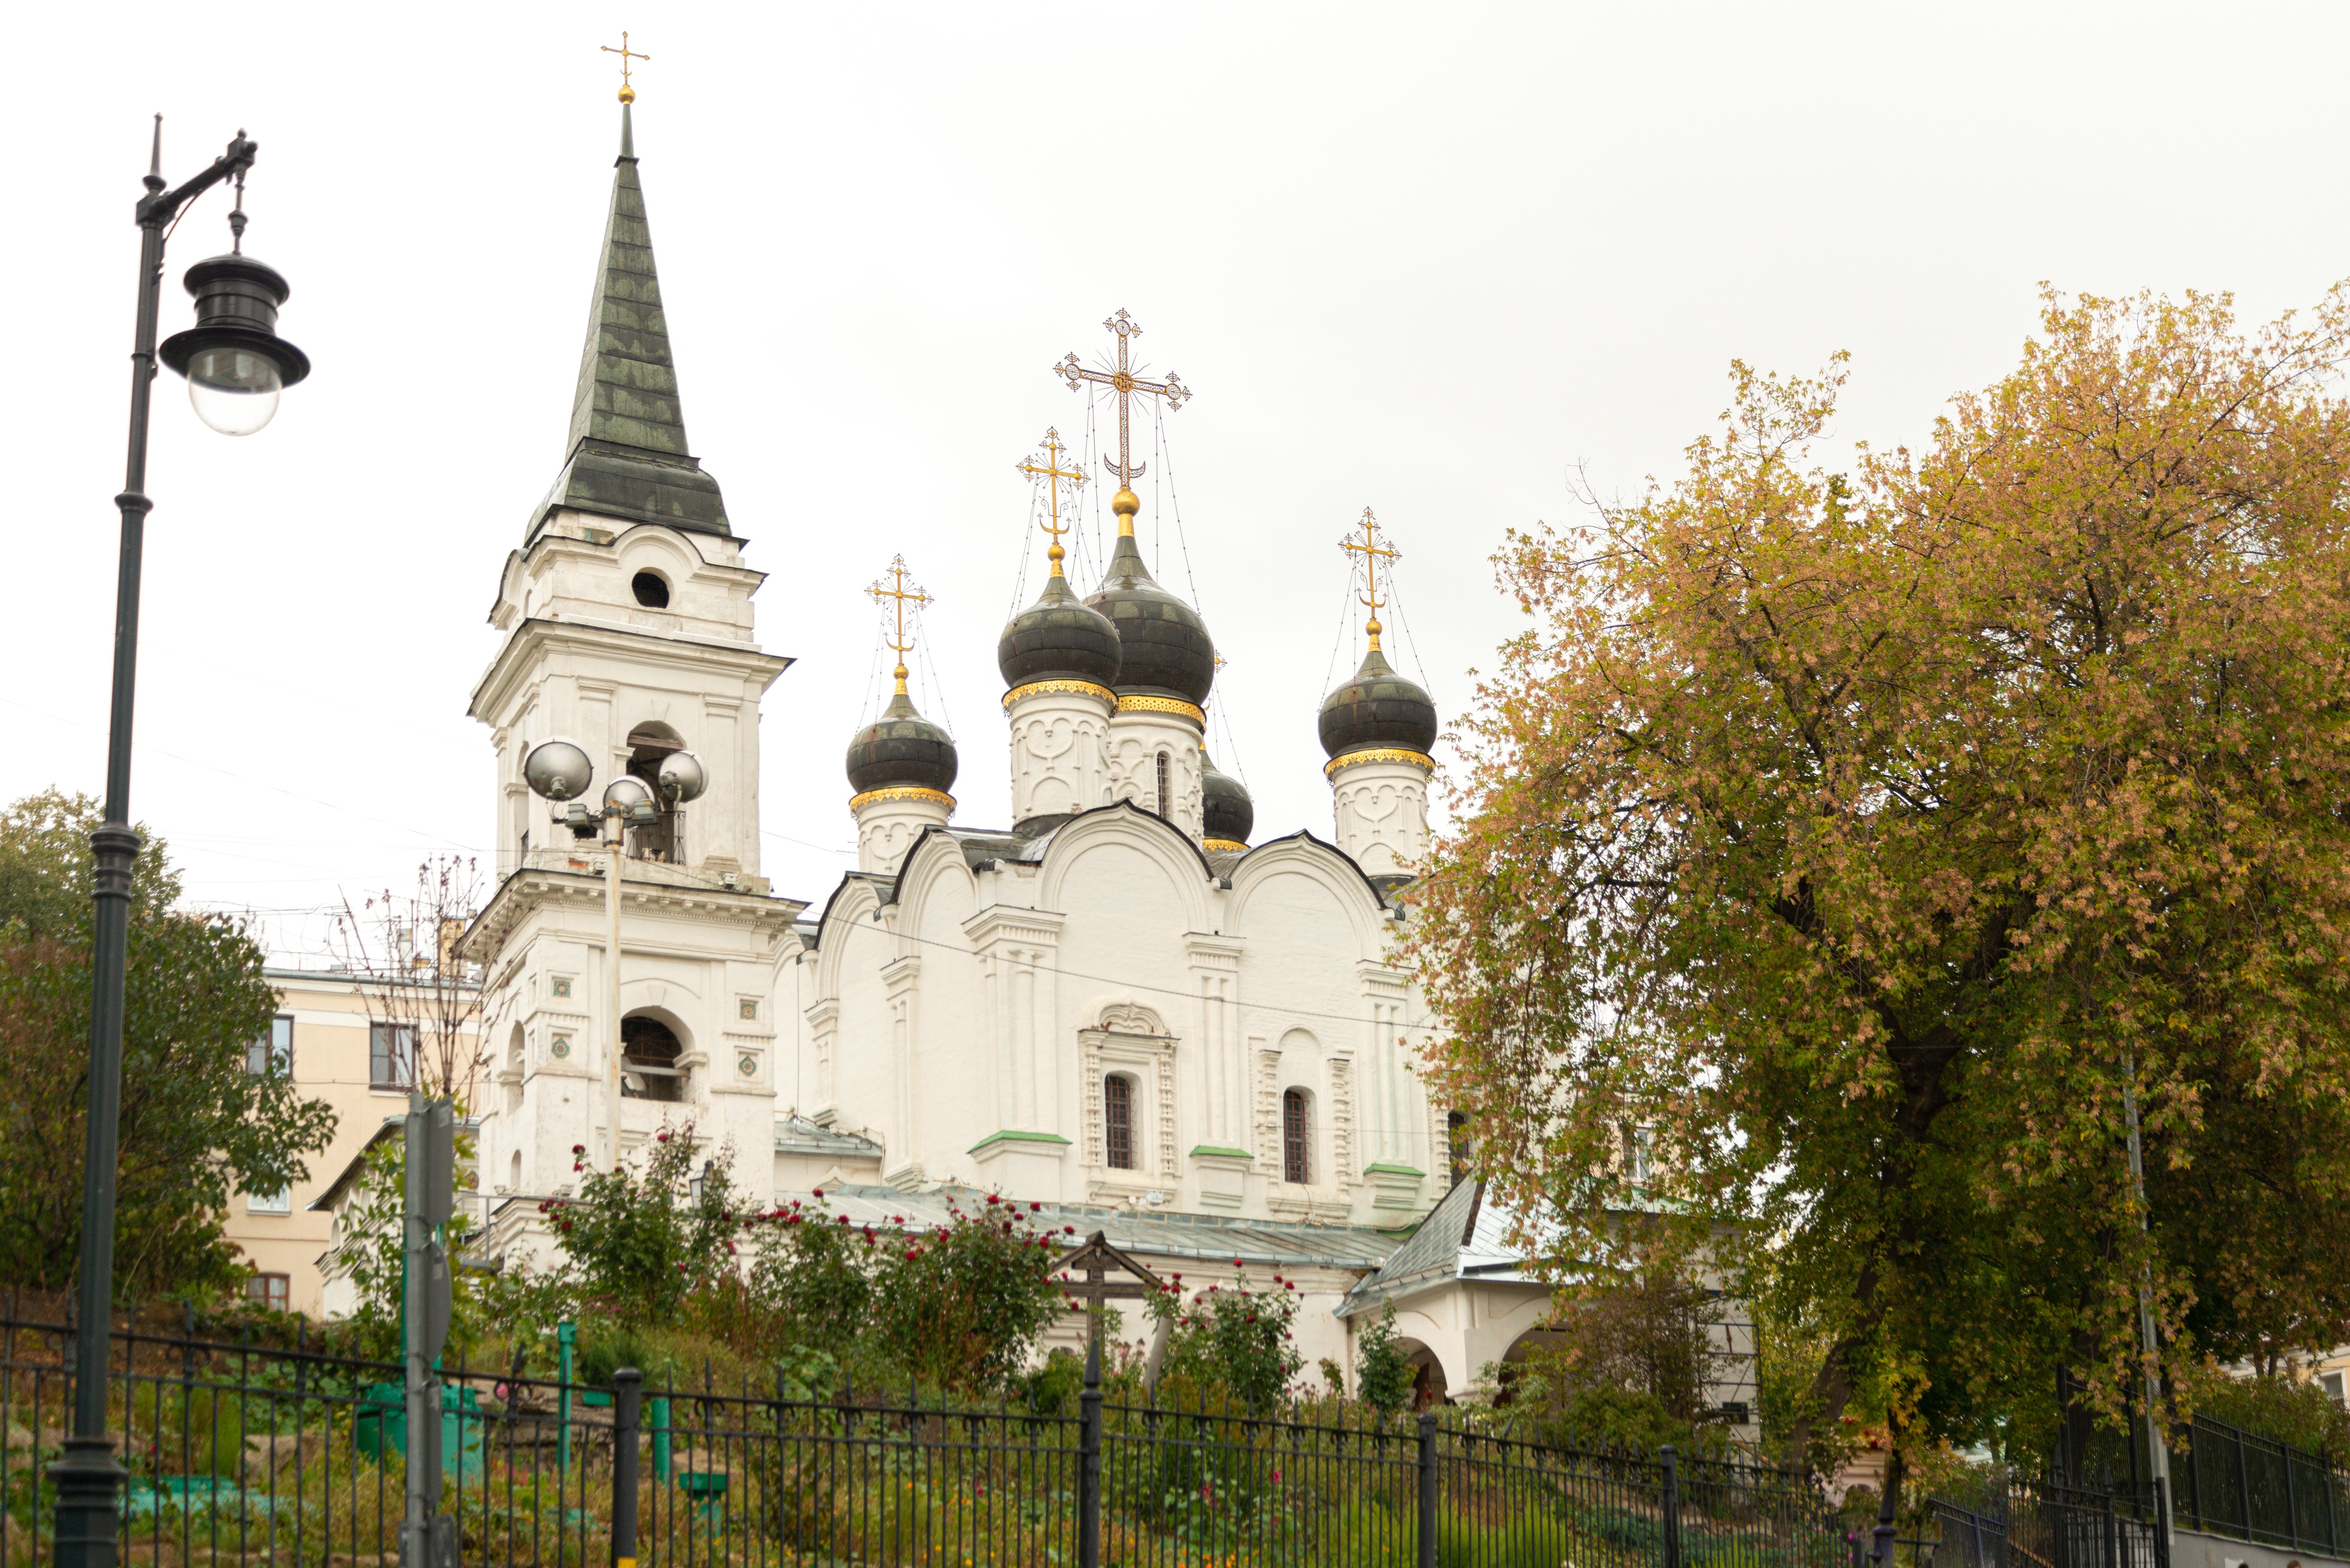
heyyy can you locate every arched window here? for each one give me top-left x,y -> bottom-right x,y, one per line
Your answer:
509,1149 -> 522,1192
1155,751 -> 1172,818
1282,1088 -> 1311,1185
622,1014 -> 684,1103
625,722 -> 687,863
1104,1074 -> 1137,1170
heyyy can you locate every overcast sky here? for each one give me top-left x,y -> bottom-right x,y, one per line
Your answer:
8,3 -> 2348,964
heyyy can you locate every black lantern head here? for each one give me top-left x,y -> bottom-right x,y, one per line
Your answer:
158,254 -> 310,436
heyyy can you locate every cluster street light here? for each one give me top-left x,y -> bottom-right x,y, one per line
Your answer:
522,738 -> 709,1170
55,120 -> 310,1568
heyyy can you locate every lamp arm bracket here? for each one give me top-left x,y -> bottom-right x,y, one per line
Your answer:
136,135 -> 257,229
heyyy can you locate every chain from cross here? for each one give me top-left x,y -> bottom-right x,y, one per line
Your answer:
867,555 -> 934,694
601,32 -> 651,104
1016,427 -> 1088,575
1054,309 -> 1191,488
1340,508 -> 1400,653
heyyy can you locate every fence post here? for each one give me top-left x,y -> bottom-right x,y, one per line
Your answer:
2234,1427 -> 2252,1539
1079,1333 -> 1102,1568
1662,1444 -> 1682,1568
613,1368 -> 642,1568
1417,1411 -> 1439,1568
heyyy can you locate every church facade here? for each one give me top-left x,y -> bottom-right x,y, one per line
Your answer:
461,104 -> 1498,1388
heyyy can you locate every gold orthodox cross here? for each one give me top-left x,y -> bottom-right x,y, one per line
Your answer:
1340,507 -> 1399,653
867,555 -> 933,694
1015,427 -> 1087,577
601,32 -> 651,103
1054,309 -> 1191,490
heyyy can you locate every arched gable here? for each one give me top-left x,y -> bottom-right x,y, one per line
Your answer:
1035,803 -> 1216,931
1227,834 -> 1389,955
891,829 -> 980,941
810,874 -> 886,1001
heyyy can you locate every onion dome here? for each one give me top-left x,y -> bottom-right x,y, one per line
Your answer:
846,684 -> 958,796
999,558 -> 1121,689
1201,746 -> 1254,847
1319,644 -> 1438,761
1085,487 -> 1216,705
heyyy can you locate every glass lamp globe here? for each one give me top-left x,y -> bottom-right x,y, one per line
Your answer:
186,345 -> 284,436
657,750 -> 708,804
523,738 -> 595,802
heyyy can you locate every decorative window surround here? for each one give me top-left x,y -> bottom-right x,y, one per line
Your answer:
1079,1003 -> 1177,1193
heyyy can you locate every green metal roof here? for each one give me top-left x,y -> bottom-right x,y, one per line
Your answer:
529,104 -> 729,542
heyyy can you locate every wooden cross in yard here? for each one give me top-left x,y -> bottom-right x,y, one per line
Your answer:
1055,1230 -> 1166,1371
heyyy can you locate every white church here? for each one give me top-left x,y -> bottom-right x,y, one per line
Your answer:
455,103 -> 1566,1402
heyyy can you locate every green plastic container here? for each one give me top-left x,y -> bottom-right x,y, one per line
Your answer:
353,1382 -> 484,1476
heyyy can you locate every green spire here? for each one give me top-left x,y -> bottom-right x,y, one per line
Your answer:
530,102 -> 729,541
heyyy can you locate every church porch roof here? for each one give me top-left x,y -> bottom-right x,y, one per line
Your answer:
1333,1178 -> 1559,1319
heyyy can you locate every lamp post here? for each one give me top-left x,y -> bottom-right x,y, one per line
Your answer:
521,739 -> 708,1168
53,119 -> 310,1568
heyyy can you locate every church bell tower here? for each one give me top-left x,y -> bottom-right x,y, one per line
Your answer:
463,94 -> 801,1226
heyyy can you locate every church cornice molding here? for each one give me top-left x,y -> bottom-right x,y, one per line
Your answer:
462,864 -> 807,963
1002,679 -> 1115,712
963,903 -> 1067,950
467,615 -> 790,723
1323,747 -> 1435,780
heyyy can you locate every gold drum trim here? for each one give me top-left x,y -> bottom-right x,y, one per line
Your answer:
849,786 -> 956,811
1002,679 -> 1116,711
1202,838 -> 1250,854
1114,695 -> 1206,725
1323,747 -> 1435,779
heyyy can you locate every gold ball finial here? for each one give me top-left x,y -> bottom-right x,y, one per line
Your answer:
1112,486 -> 1140,518
619,84 -> 636,103
1048,542 -> 1065,565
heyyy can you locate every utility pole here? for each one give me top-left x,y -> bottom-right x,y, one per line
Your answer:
404,1097 -> 456,1568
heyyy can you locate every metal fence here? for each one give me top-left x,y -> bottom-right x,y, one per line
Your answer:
1912,1478 -> 2166,1568
2171,1413 -> 2350,1558
0,1306 -> 1877,1567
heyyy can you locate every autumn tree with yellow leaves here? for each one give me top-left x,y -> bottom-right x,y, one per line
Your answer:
1409,287 -> 2350,1487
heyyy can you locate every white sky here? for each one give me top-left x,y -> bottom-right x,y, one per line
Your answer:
8,3 -> 2347,964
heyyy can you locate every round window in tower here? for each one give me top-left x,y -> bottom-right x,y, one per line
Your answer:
631,570 -> 671,609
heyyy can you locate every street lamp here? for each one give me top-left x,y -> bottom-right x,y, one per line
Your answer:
54,119 -> 310,1568
521,737 -> 708,1170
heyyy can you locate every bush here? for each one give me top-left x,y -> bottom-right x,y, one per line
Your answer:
2198,1373 -> 2350,1455
1150,1259 -> 1304,1410
542,1124 -> 742,1328
1355,1300 -> 1414,1416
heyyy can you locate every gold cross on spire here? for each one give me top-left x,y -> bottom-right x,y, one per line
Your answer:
867,555 -> 934,696
601,31 -> 651,103
1015,427 -> 1087,579
1339,508 -> 1400,653
1054,310 -> 1191,523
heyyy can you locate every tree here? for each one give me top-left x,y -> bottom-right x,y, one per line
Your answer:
331,855 -> 485,1103
1354,1300 -> 1415,1416
0,790 -> 338,1299
544,1125 -> 743,1329
1407,287 -> 2350,1484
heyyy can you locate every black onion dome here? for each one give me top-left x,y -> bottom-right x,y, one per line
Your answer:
1319,647 -> 1438,760
1084,490 -> 1216,705
846,690 -> 959,795
1201,750 -> 1254,845
998,569 -> 1121,689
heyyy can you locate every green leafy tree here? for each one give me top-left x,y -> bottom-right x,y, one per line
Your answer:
1354,1299 -> 1414,1416
1150,1260 -> 1304,1410
545,1124 -> 742,1328
867,1193 -> 1065,1396
0,791 -> 337,1299
1408,285 -> 2350,1486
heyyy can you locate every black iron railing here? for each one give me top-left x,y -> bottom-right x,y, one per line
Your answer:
2171,1412 -> 2350,1557
0,1306 -> 1892,1566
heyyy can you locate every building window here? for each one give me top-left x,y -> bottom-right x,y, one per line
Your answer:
370,1022 -> 415,1091
1282,1089 -> 1311,1185
1447,1110 -> 1472,1186
621,1015 -> 684,1102
1154,751 -> 1172,817
245,1273 -> 290,1312
2325,1371 -> 2347,1408
246,1015 -> 293,1077
1104,1075 -> 1137,1171
247,1187 -> 291,1216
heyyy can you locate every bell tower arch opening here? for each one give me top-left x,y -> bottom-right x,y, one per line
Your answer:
626,721 -> 687,862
